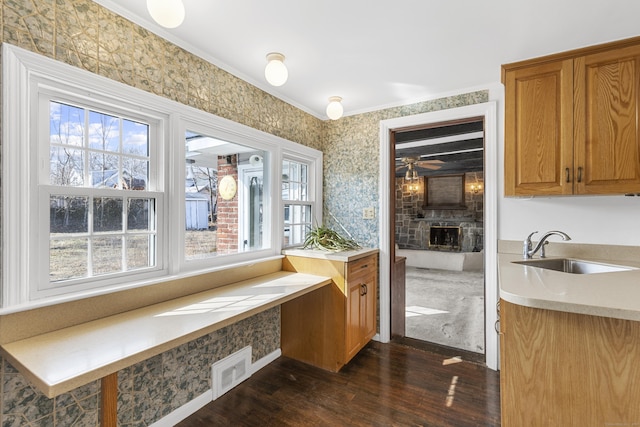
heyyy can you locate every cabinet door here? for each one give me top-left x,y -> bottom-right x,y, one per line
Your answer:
345,279 -> 365,361
574,44 -> 640,194
504,59 -> 574,195
500,300 -> 640,425
362,273 -> 377,342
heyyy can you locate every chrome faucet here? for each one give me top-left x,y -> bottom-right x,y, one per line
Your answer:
523,230 -> 571,259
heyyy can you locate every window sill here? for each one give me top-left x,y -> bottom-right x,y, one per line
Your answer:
0,255 -> 286,316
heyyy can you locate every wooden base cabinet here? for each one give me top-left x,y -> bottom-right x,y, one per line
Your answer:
499,299 -> 640,426
281,252 -> 377,372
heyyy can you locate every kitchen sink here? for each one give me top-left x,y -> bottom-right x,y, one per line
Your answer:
512,258 -> 635,274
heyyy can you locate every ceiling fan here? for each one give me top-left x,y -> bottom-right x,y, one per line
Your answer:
396,156 -> 443,179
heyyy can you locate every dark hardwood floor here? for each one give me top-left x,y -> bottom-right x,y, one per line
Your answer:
177,340 -> 501,426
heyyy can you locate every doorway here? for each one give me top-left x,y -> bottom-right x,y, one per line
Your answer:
393,119 -> 485,356
378,101 -> 499,370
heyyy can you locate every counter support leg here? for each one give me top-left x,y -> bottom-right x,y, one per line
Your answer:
100,372 -> 118,427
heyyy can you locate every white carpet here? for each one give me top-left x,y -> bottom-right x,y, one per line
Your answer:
405,266 -> 485,354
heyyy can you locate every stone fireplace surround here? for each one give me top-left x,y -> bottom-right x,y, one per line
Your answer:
395,172 -> 484,253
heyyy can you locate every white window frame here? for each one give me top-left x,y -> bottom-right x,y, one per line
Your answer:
173,116 -> 277,273
282,152 -> 323,248
34,92 -> 166,300
2,44 -> 322,312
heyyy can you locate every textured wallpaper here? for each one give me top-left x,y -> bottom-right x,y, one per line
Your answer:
0,0 -> 491,425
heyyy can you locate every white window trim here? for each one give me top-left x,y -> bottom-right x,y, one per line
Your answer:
2,43 -> 322,313
33,92 -> 166,300
281,151 -> 323,248
173,116 -> 278,272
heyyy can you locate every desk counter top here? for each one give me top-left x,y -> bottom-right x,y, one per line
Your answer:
0,271 -> 331,398
282,247 -> 378,262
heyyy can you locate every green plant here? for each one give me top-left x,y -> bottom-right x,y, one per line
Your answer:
303,225 -> 361,252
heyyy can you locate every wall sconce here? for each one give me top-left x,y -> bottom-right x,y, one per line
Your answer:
146,0 -> 185,29
326,96 -> 344,120
265,53 -> 288,87
470,183 -> 482,194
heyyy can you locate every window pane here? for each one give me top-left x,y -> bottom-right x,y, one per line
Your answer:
290,182 -> 300,201
290,204 -> 311,224
50,147 -> 85,186
281,160 -> 308,202
50,238 -> 88,282
88,110 -> 119,152
284,204 -> 311,246
92,236 -> 123,275
184,131 -> 268,259
90,152 -> 119,188
50,196 -> 88,234
127,198 -> 153,231
122,157 -> 148,190
93,197 -> 123,232
288,223 -> 310,246
126,235 -> 153,269
50,101 -> 84,147
123,119 -> 149,156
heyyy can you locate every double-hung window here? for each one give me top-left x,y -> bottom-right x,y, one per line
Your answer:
282,158 -> 314,247
43,98 -> 161,290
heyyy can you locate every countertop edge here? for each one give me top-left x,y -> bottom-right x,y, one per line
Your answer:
498,250 -> 640,322
282,247 -> 379,262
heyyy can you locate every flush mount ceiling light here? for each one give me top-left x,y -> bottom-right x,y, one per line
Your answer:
264,53 -> 288,87
326,96 -> 343,120
147,0 -> 185,29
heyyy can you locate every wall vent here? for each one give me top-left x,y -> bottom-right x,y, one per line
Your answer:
212,346 -> 252,400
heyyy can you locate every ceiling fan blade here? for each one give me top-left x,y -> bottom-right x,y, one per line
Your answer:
416,159 -> 444,165
416,160 -> 444,170
420,164 -> 442,170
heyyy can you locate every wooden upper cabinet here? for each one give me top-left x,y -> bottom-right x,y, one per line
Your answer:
504,60 -> 574,196
503,36 -> 640,196
574,44 -> 640,194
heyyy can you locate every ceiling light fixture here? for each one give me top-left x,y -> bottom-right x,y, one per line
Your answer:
146,0 -> 185,29
265,53 -> 288,87
326,96 -> 343,120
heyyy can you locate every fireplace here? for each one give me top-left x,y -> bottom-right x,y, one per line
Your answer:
429,226 -> 461,251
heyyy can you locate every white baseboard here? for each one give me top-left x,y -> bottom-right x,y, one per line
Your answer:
149,390 -> 211,427
251,348 -> 281,374
149,348 -> 281,427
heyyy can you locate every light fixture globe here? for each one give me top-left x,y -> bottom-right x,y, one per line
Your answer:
265,53 -> 288,86
326,96 -> 343,120
147,0 -> 185,29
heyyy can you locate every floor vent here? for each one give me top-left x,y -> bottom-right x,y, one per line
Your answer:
212,346 -> 252,400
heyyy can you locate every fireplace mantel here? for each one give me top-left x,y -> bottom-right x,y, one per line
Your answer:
413,217 -> 480,223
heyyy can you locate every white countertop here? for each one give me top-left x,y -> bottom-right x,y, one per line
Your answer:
499,250 -> 640,321
0,271 -> 331,398
282,247 -> 378,262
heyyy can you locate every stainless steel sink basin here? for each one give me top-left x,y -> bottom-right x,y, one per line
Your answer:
513,258 -> 634,274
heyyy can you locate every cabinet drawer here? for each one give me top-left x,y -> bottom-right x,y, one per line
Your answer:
347,255 -> 377,281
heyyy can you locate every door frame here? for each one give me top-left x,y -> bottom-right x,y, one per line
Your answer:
378,100 -> 500,370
